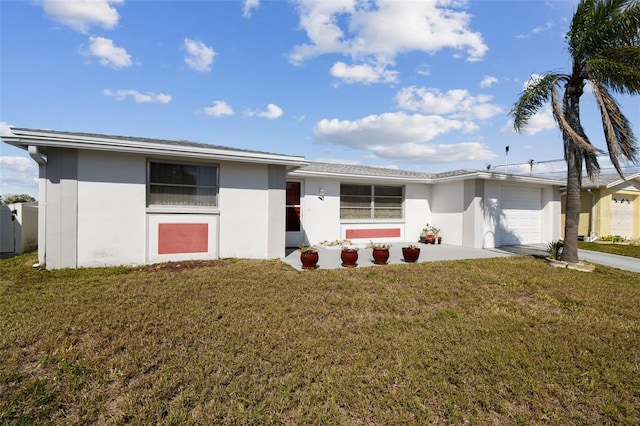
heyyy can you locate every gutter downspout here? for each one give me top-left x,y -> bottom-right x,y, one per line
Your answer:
587,189 -> 596,242
28,145 -> 46,166
28,145 -> 46,267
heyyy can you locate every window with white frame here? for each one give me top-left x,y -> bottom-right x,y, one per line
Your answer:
147,161 -> 218,207
340,184 -> 403,219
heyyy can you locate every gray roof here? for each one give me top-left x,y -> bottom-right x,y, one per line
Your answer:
299,162 -> 434,179
432,169 -> 481,179
296,162 -> 564,185
581,172 -> 640,189
8,127 -> 292,158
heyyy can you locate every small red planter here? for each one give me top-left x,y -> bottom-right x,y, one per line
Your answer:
341,249 -> 359,268
372,249 -> 390,265
402,247 -> 421,263
300,251 -> 319,270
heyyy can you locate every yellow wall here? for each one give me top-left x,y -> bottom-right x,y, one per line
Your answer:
595,188 -> 638,238
561,179 -> 640,240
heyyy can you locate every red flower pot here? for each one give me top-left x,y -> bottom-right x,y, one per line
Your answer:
300,251 -> 319,270
341,249 -> 358,268
372,249 -> 390,265
402,247 -> 420,263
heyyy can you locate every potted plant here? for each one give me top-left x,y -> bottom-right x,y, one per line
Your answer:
369,242 -> 391,265
298,243 -> 319,270
340,245 -> 359,268
437,236 -> 442,244
402,244 -> 421,262
420,223 -> 440,244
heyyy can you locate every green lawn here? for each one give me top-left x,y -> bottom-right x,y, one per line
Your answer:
578,241 -> 640,259
1,253 -> 639,424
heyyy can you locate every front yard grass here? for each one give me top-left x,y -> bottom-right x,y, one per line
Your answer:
578,241 -> 640,258
1,253 -> 639,424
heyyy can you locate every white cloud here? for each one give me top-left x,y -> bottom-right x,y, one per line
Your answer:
289,0 -> 488,75
396,86 -> 503,120
86,36 -> 132,68
368,141 -> 497,163
517,19 -> 555,39
480,76 -> 498,88
416,64 -> 431,76
243,0 -> 260,18
37,0 -> 123,33
184,39 -> 216,72
0,122 -> 14,136
245,104 -> 284,120
258,104 -> 283,120
103,89 -> 172,104
330,62 -> 398,84
314,112 -> 465,146
501,104 -> 557,135
312,111 -> 495,163
204,101 -> 234,117
0,156 -> 39,186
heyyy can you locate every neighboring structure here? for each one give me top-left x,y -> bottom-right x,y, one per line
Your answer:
561,172 -> 640,241
2,128 -> 564,269
0,201 -> 38,256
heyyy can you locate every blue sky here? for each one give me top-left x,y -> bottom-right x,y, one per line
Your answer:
1,0 -> 638,199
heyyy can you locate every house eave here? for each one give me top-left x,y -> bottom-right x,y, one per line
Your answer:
605,172 -> 640,189
288,169 -> 434,183
3,128 -> 309,168
432,171 -> 565,186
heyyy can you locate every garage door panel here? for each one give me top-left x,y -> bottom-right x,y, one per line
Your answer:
610,195 -> 634,238
497,185 -> 542,246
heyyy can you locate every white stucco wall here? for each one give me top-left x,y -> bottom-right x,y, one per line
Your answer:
482,180 -> 501,248
218,162 -> 272,259
77,150 -> 147,267
300,177 -> 341,244
44,149 -> 283,268
298,179 -> 430,245
541,186 -> 561,243
402,183 -> 431,242
431,181 -> 464,246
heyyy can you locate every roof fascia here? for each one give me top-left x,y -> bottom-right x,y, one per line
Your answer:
605,171 -> 640,189
3,129 -> 308,167
288,169 -> 434,183
433,171 -> 565,186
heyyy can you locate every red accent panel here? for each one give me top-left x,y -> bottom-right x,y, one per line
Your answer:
345,228 -> 401,239
158,223 -> 208,254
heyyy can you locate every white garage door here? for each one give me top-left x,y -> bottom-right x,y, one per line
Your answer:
610,195 -> 634,238
496,185 -> 542,246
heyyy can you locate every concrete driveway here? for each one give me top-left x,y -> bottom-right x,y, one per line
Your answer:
283,243 -> 639,273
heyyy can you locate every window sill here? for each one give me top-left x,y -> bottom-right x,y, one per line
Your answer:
146,206 -> 220,215
340,218 -> 404,224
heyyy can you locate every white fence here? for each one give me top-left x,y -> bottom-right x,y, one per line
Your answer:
0,202 -> 38,255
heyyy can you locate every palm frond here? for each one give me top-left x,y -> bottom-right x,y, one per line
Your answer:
509,73 -> 567,132
550,85 -> 599,153
591,79 -> 639,176
584,149 -> 601,177
586,46 -> 640,94
568,0 -> 640,62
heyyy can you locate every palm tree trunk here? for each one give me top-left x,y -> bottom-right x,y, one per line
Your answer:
561,84 -> 584,263
563,144 -> 582,263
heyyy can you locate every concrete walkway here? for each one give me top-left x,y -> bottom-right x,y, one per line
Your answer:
283,242 -> 640,273
577,249 -> 640,273
283,242 -> 512,271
